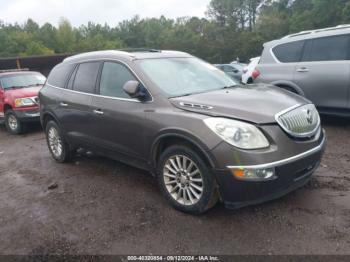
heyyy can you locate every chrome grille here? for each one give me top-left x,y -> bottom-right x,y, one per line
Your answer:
275,104 -> 320,138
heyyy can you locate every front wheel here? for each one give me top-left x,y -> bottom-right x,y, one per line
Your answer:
157,145 -> 219,214
5,110 -> 24,134
45,121 -> 73,163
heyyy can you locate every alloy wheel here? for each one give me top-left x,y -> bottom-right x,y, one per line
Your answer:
8,115 -> 18,131
163,155 -> 204,206
48,127 -> 63,158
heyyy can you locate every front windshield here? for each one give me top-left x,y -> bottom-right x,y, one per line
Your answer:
137,58 -> 237,97
1,73 -> 46,90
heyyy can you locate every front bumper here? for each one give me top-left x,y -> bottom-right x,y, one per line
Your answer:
213,133 -> 327,209
13,107 -> 40,122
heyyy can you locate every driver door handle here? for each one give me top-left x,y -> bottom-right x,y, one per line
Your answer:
297,67 -> 309,73
60,102 -> 68,107
93,109 -> 104,115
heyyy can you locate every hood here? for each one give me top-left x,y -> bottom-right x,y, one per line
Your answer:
169,84 -> 310,124
4,86 -> 42,99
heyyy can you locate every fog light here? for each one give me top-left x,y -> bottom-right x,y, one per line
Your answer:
231,168 -> 276,181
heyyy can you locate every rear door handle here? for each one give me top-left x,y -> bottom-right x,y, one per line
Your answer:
60,102 -> 68,107
93,109 -> 104,115
297,67 -> 309,73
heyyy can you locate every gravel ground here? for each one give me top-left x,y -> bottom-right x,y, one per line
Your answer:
0,117 -> 349,255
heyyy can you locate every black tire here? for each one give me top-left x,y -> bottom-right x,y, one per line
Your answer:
5,110 -> 24,134
45,120 -> 73,163
157,145 -> 219,214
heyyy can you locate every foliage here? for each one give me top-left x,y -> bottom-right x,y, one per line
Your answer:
1,0 -> 350,62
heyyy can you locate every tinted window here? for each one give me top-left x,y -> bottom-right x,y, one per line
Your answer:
99,62 -> 136,98
47,64 -> 75,87
73,62 -> 100,94
302,35 -> 349,62
67,65 -> 78,90
273,40 -> 304,63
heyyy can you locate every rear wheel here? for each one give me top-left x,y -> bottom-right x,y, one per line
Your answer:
45,121 -> 73,163
5,110 -> 24,134
157,145 -> 219,214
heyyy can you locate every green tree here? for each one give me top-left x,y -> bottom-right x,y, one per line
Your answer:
56,18 -> 76,53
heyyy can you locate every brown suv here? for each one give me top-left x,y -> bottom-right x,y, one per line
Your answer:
39,50 -> 326,214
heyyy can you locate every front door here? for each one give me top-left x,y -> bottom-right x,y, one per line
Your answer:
90,61 -> 150,167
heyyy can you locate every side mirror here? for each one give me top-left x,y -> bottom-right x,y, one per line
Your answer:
123,80 -> 147,100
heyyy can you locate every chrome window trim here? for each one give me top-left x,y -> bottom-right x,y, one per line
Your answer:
275,103 -> 321,138
47,58 -> 154,103
47,84 -> 148,103
269,46 -> 282,64
227,135 -> 326,170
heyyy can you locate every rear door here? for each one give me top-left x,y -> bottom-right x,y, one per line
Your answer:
58,61 -> 101,146
90,61 -> 149,167
294,34 -> 350,109
257,40 -> 304,84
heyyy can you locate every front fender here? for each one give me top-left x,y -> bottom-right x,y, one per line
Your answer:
150,128 -> 218,169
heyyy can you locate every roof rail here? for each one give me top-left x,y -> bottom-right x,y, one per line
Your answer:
282,24 -> 350,39
118,48 -> 161,53
0,68 -> 29,73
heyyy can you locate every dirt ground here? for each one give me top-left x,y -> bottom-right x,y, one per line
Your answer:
0,117 -> 349,256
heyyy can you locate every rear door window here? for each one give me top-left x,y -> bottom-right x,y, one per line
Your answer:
47,63 -> 76,88
301,35 -> 350,62
98,62 -> 137,98
273,40 -> 304,63
72,62 -> 101,94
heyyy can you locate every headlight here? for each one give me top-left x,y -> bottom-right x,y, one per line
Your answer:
203,117 -> 269,149
14,97 -> 36,107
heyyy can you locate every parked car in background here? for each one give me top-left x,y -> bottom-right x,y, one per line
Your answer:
241,57 -> 260,84
0,69 -> 45,134
256,24 -> 350,116
214,64 -> 245,81
40,50 -> 326,214
230,60 -> 247,67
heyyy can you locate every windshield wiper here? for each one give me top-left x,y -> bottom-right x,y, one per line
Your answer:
6,86 -> 24,89
24,83 -> 43,88
221,84 -> 237,89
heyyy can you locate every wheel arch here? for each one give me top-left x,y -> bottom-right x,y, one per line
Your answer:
151,131 -> 216,170
271,80 -> 305,96
4,104 -> 12,112
41,111 -> 61,130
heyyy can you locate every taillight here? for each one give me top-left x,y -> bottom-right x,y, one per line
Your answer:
252,69 -> 260,79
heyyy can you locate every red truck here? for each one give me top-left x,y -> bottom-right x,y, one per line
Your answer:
0,69 -> 46,134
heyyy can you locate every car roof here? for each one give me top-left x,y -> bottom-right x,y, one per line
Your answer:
264,26 -> 350,47
63,50 -> 193,64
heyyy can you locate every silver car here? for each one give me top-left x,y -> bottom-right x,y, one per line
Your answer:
214,64 -> 246,81
256,24 -> 350,116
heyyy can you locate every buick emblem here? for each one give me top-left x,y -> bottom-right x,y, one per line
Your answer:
306,109 -> 313,124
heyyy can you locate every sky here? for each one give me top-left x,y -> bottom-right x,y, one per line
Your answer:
0,0 -> 210,27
